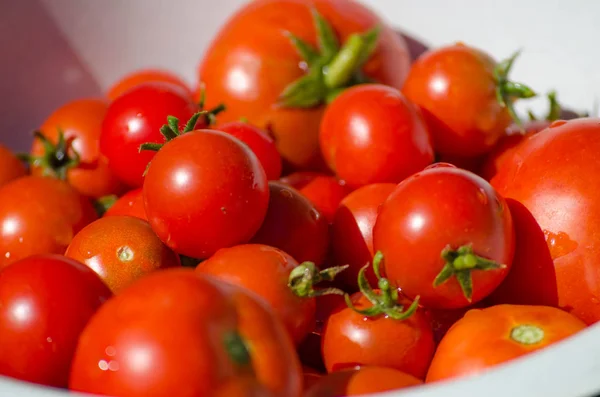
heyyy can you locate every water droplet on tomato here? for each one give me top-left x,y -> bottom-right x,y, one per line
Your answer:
309,209 -> 319,221
4,252 -> 10,259
280,189 -> 293,199
98,360 -> 109,371
591,296 -> 600,305
543,230 -> 578,260
477,188 -> 488,205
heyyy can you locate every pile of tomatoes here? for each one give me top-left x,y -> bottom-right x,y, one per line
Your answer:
1,0 -> 599,396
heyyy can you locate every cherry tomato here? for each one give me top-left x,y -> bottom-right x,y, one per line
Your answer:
199,0 -> 411,171
100,83 -> 198,188
103,188 -> 147,220
216,121 -> 282,180
107,69 -> 193,100
65,216 -> 180,293
490,118 -> 600,324
30,98 -> 125,198
143,128 -> 269,259
423,302 -> 487,345
426,304 -> 586,382
403,43 -> 535,157
250,181 -> 329,265
0,144 -> 26,187
0,254 -> 112,388
0,176 -> 97,269
302,367 -> 323,392
69,268 -> 302,397
320,84 -> 434,187
373,167 -> 514,308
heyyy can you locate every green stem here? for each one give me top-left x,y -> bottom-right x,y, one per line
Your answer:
288,262 -> 347,298
324,34 -> 366,89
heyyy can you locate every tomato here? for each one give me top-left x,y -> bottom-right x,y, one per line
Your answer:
423,302 -> 487,344
0,176 -> 97,269
143,125 -> 269,259
0,254 -> 111,388
373,167 -> 514,308
320,84 -> 434,187
103,188 -> 147,220
65,216 -> 180,293
403,43 -> 535,157
426,304 -> 586,382
490,118 -> 600,324
305,366 -> 422,397
0,144 -> 26,187
250,181 -> 329,265
216,121 -> 282,180
107,69 -> 193,101
69,268 -> 302,397
331,183 -> 396,291
199,0 -> 411,171
100,83 -> 198,188
29,99 -> 125,198
302,367 -> 323,392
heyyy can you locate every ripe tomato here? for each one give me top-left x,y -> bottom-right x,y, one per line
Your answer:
426,304 -> 587,382
30,98 -> 125,198
331,183 -> 396,291
143,126 -> 269,259
103,188 -> 147,220
65,216 -> 180,293
69,268 -> 302,397
199,0 -> 411,171
0,176 -> 97,269
403,43 -> 535,157
0,254 -> 111,388
0,144 -> 26,187
373,167 -> 514,308
250,181 -> 329,265
107,69 -> 193,100
216,121 -> 282,180
100,83 -> 198,188
320,84 -> 434,187
490,118 -> 600,324
302,367 -> 323,392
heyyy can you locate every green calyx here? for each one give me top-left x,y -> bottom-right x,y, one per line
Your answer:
21,129 -> 80,180
93,195 -> 118,217
278,8 -> 381,108
345,251 -> 419,321
196,87 -> 226,126
139,111 -> 205,153
223,331 -> 252,368
288,261 -> 347,298
527,90 -> 561,122
433,244 -> 506,302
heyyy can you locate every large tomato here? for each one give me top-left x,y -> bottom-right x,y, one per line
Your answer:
107,69 -> 193,100
69,268 -> 302,397
199,0 -> 411,171
0,176 -> 97,269
0,254 -> 111,388
0,144 -> 26,187
103,188 -> 147,220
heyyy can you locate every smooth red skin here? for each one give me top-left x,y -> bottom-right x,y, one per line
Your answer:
100,83 -> 198,188
69,269 -> 302,397
216,121 -> 282,180
373,167 -> 514,309
423,301 -> 487,345
199,0 -> 410,171
65,216 -> 181,293
103,188 -> 147,220
305,366 -> 422,397
0,145 -> 26,187
331,183 -> 396,291
0,176 -> 98,269
490,118 -> 600,324
197,244 -> 315,345
250,181 -> 329,265
107,69 -> 193,101
144,130 -> 269,259
320,84 -> 434,188
426,304 -> 587,382
32,99 -> 126,198
403,43 -> 513,157
0,254 -> 112,388
321,292 -> 435,379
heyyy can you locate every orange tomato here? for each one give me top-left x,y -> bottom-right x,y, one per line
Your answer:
107,69 -> 192,100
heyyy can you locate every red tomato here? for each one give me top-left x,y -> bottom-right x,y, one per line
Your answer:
100,83 -> 198,188
426,305 -> 586,382
373,167 -> 514,308
216,121 -> 282,180
199,0 -> 411,171
303,367 -> 323,392
0,254 -> 111,388
69,268 -> 302,397
143,128 -> 269,259
107,69 -> 193,100
490,118 -> 600,324
331,183 -> 396,291
103,188 -> 147,220
320,84 -> 434,187
0,176 -> 97,269
423,302 -> 487,345
30,99 -> 125,198
250,181 -> 329,265
0,144 -> 26,187
65,216 -> 180,293
403,43 -> 535,157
